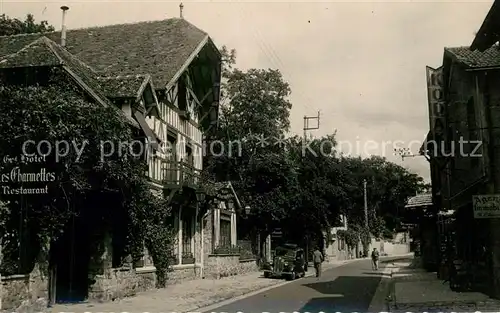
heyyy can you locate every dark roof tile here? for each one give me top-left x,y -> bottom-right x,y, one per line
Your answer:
0,37 -> 61,68
0,36 -> 138,127
445,45 -> 500,68
405,193 -> 433,208
97,75 -> 150,98
0,18 -> 208,87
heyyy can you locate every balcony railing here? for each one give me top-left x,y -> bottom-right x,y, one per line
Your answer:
162,160 -> 201,188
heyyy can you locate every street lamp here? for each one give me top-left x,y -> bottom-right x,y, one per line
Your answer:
245,205 -> 251,216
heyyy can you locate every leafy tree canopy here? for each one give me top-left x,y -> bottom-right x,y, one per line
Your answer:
205,46 -> 426,248
0,14 -> 54,36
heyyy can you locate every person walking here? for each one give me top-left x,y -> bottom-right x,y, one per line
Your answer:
313,247 -> 324,277
371,247 -> 380,270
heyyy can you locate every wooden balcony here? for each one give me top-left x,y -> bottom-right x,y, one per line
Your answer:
162,160 -> 201,190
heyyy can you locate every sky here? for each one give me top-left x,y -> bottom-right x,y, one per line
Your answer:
0,0 -> 495,182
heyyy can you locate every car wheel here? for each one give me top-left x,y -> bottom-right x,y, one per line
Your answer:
264,272 -> 270,278
287,272 -> 296,280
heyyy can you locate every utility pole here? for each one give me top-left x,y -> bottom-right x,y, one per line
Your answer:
363,179 -> 369,256
363,179 -> 368,229
303,111 -> 320,141
302,111 -> 320,267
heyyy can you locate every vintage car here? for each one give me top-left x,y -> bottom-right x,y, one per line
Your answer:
262,244 -> 306,280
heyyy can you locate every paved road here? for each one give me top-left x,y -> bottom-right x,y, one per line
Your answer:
203,257 -> 400,313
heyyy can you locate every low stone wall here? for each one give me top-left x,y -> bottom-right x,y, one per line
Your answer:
206,254 -> 239,279
206,255 -> 259,279
88,267 -> 139,302
135,267 -> 156,290
384,243 -> 410,256
1,264 -> 48,312
2,274 -> 30,311
3,259 -> 257,310
167,264 -> 199,283
134,264 -> 199,288
238,259 -> 258,273
88,263 -> 200,302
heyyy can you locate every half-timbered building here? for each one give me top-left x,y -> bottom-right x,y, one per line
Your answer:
0,8 -> 245,308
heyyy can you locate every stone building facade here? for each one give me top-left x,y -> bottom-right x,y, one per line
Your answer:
137,182 -> 254,283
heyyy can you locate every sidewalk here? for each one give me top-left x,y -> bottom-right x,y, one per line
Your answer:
387,258 -> 500,312
50,259 -> 352,313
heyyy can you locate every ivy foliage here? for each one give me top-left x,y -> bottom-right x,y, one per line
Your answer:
337,229 -> 358,249
0,68 -> 174,286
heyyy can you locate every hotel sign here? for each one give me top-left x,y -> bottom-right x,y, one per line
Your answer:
426,66 -> 445,139
473,195 -> 500,218
0,154 -> 56,195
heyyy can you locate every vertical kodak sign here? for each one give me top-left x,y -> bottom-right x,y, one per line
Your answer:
426,66 -> 445,141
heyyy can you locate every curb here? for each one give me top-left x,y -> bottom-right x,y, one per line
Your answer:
187,259 -> 357,313
366,263 -> 394,312
367,254 -> 414,312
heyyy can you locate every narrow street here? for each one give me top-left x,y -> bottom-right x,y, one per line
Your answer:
203,257 -> 399,313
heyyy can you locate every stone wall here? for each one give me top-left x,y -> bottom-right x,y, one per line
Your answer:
135,268 -> 156,290
238,259 -> 258,273
382,242 -> 410,256
1,264 -> 48,312
205,255 -> 258,279
88,267 -> 139,302
167,264 -> 199,283
2,275 -> 30,311
206,254 -> 239,279
87,263 -> 201,302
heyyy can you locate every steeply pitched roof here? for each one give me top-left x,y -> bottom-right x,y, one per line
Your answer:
207,181 -> 242,209
0,36 -> 138,127
0,18 -> 208,88
97,75 -> 151,99
0,37 -> 61,68
445,45 -> 500,69
471,0 -> 500,52
405,193 -> 433,209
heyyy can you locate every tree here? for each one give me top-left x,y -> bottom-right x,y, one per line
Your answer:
283,134 -> 345,244
0,14 -> 54,36
206,46 -> 427,255
339,155 -> 426,239
205,46 -> 295,243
